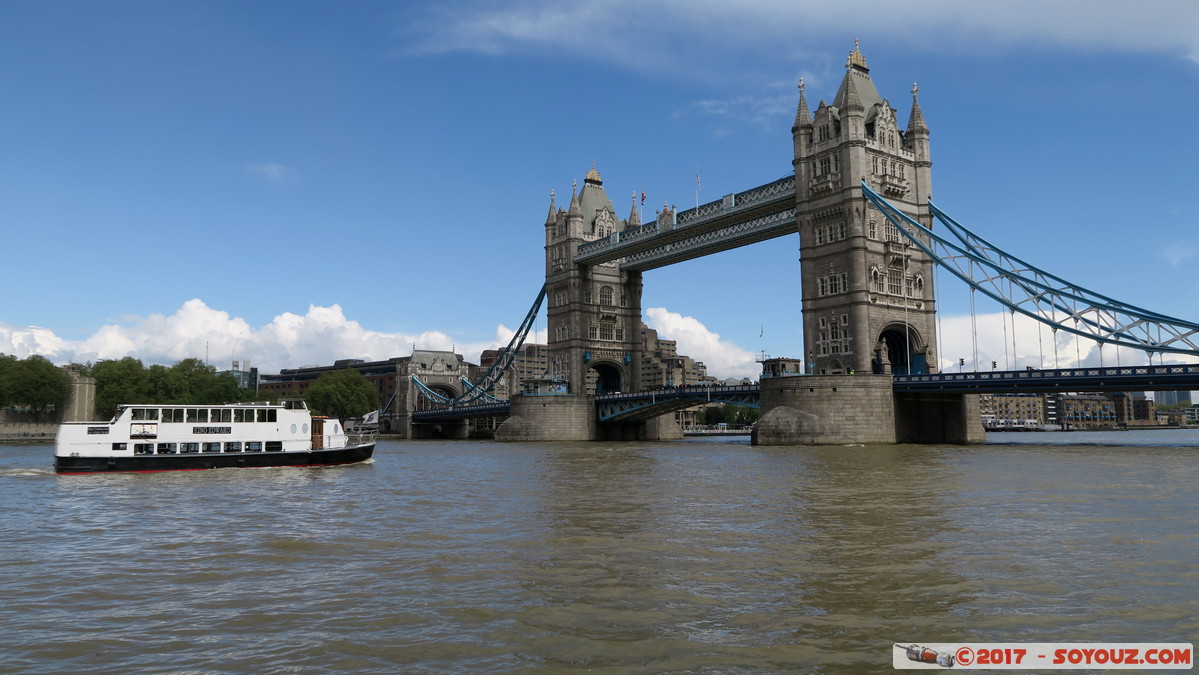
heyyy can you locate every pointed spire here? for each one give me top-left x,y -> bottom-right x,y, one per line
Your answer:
793,78 -> 812,129
545,188 -> 556,225
907,82 -> 929,134
842,68 -> 863,112
567,178 -> 581,217
628,191 -> 641,227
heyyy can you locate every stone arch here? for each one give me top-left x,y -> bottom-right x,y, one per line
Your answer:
413,383 -> 460,411
585,360 -> 624,395
875,324 -> 926,375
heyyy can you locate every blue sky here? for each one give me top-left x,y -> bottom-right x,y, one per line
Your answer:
2,1 -> 1198,379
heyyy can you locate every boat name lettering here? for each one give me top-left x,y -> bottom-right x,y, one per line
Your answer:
192,426 -> 233,434
87,426 -> 109,435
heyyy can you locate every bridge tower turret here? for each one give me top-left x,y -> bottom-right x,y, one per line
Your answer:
794,41 -> 939,376
544,165 -> 644,396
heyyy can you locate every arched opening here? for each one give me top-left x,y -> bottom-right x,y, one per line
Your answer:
586,362 -> 623,395
827,358 -> 845,375
413,384 -> 459,411
876,325 -> 926,375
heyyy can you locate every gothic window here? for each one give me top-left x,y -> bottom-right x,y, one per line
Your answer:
616,327 -> 625,341
819,125 -> 830,141
868,215 -> 878,240
900,164 -> 906,179
905,276 -> 914,297
872,156 -> 879,174
838,273 -> 847,293
819,157 -> 831,175
818,277 -> 828,296
584,289 -> 593,304
620,293 -> 627,307
599,286 -> 613,306
838,223 -> 846,239
885,222 -> 901,243
915,273 -> 925,292
833,155 -> 839,172
599,325 -> 614,341
888,271 -> 902,295
816,228 -> 826,245
588,325 -> 598,340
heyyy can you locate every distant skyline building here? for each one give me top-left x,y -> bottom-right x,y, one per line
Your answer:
1153,390 -> 1192,406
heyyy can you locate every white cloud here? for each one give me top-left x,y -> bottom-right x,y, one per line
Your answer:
644,306 -> 760,379
935,310 -> 1199,372
400,0 -> 1199,75
248,162 -> 295,182
0,299 -> 520,373
1162,242 -> 1197,267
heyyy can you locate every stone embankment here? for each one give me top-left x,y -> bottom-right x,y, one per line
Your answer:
0,424 -> 56,443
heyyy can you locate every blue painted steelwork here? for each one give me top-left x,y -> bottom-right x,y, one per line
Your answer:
894,364 -> 1199,393
412,376 -> 453,404
595,385 -> 760,422
414,285 -> 547,410
862,182 -> 1199,356
574,174 -> 796,269
412,401 -> 511,421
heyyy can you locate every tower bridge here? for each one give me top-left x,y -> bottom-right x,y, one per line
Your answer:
410,42 -> 1199,445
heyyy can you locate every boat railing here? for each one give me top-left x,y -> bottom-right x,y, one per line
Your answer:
345,428 -> 379,448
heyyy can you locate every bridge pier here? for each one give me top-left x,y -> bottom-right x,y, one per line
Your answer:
894,392 -> 985,444
410,420 -> 471,440
495,395 -> 597,442
753,375 -> 984,445
495,394 -> 683,442
753,375 -> 897,445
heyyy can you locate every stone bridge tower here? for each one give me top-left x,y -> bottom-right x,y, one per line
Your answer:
793,42 -> 938,376
544,165 -> 645,395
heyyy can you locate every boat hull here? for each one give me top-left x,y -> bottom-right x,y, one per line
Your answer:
54,443 -> 376,474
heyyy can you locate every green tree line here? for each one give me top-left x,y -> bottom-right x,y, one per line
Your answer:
4,353 -> 379,423
85,357 -> 256,418
0,354 -> 71,421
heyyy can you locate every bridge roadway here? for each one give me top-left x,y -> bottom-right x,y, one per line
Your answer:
573,174 -> 796,271
893,364 -> 1199,393
410,365 -> 1199,423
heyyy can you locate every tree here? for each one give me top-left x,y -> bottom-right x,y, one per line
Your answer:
92,357 -> 148,418
2,355 -> 70,421
0,353 -> 18,406
304,369 -> 379,422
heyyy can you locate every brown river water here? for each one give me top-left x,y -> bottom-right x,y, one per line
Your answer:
2,432 -> 1196,673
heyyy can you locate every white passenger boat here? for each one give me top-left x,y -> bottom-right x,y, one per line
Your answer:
54,400 -> 376,474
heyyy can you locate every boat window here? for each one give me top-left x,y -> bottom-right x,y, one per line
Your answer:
246,441 -> 263,452
134,443 -> 154,455
132,408 -> 159,421
202,442 -> 221,453
257,409 -> 277,423
112,442 -> 128,451
302,423 -> 309,434
332,423 -> 340,434
234,409 -> 251,423
224,442 -> 242,453
290,424 -> 297,434
265,441 -> 283,452
156,443 -> 177,454
211,409 -> 232,423
161,408 -> 184,423
180,443 -> 200,454
186,409 -> 208,423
